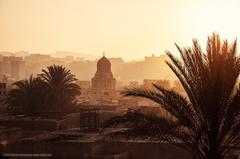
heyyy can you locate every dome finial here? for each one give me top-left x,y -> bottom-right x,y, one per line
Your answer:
103,51 -> 105,57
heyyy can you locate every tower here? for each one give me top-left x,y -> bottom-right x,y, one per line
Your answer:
91,53 -> 116,90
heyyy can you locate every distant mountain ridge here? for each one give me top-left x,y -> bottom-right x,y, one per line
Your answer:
0,51 -> 101,60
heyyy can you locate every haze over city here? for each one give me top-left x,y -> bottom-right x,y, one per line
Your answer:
1,0 -> 240,159
1,0 -> 240,60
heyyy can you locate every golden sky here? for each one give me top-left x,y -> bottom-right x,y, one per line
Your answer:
0,0 -> 239,60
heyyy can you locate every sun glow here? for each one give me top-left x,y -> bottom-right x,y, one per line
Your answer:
1,0 -> 240,58
181,0 -> 240,45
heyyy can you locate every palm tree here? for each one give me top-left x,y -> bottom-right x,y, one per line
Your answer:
39,65 -> 81,112
104,34 -> 240,159
5,75 -> 45,116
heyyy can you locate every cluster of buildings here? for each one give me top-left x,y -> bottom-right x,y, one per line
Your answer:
0,51 -> 78,83
0,53 -> 77,100
76,53 -> 185,109
0,51 -> 185,117
0,52 -> 185,109
0,51 -> 186,114
0,52 -> 188,159
0,55 -> 25,82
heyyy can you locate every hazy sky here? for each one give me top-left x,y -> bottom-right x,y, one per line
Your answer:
1,0 -> 240,60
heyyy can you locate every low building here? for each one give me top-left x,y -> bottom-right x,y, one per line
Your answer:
143,79 -> 171,89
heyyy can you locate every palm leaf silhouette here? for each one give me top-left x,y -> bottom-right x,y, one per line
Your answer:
39,65 -> 81,112
104,33 -> 240,159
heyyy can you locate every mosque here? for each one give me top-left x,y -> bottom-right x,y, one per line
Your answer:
76,53 -> 118,105
89,53 -> 118,104
91,53 -> 116,91
77,53 -> 139,106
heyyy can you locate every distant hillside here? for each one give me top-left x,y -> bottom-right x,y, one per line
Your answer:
53,51 -> 100,60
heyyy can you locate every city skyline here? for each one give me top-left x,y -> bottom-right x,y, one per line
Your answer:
1,1 -> 240,158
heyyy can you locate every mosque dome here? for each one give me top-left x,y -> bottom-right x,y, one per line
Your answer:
96,54 -> 111,72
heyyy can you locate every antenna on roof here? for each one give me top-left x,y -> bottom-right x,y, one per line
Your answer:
103,51 -> 105,57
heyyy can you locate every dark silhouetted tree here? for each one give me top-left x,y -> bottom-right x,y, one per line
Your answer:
39,65 -> 81,112
5,75 -> 46,116
104,34 -> 240,159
